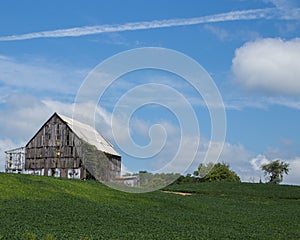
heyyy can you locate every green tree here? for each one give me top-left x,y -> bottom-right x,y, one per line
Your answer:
194,162 -> 215,177
138,171 -> 181,188
195,162 -> 241,182
261,160 -> 289,184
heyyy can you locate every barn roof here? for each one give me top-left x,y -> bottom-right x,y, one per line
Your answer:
57,113 -> 121,157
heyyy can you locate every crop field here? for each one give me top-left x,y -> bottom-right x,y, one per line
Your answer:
0,173 -> 299,239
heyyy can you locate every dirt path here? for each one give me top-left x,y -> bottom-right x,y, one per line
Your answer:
162,190 -> 192,196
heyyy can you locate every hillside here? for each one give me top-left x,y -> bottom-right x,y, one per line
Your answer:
0,173 -> 299,239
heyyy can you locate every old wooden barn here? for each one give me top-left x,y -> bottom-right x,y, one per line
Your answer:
6,112 -> 121,181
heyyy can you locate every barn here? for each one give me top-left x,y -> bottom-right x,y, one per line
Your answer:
6,112 -> 121,181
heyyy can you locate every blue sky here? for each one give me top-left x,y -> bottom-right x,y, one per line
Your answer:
0,0 -> 300,185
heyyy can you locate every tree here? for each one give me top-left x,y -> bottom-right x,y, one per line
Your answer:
261,160 -> 289,184
195,162 -> 241,182
194,162 -> 215,178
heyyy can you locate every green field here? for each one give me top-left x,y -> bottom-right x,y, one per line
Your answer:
0,173 -> 299,239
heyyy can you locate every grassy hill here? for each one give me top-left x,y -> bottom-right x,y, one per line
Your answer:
0,173 -> 299,239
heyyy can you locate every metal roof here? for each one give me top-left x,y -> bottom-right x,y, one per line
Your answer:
57,113 -> 121,157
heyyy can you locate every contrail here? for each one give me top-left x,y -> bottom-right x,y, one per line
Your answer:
0,8 -> 279,41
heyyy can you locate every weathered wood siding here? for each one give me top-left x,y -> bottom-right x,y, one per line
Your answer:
25,113 -> 121,181
80,140 -> 121,182
25,114 -> 84,178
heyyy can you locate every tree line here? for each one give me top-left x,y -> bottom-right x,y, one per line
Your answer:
125,159 -> 290,187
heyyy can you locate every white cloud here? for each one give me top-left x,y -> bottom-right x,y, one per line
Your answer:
0,95 -> 53,141
149,135 -> 255,180
250,154 -> 270,171
204,24 -> 260,42
189,142 -> 300,185
0,96 -> 116,171
265,0 -> 300,19
1,96 -> 299,186
0,55 -> 85,95
221,95 -> 300,111
266,97 -> 300,109
223,98 -> 268,110
0,90 -> 299,185
232,38 -> 300,95
0,95 -> 113,144
215,142 -> 257,181
248,154 -> 300,185
283,157 -> 300,185
0,8 -> 279,41
204,25 -> 229,40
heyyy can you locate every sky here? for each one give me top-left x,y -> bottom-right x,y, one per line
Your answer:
0,0 -> 300,185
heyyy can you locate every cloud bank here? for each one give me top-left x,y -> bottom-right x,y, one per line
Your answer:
0,55 -> 85,96
0,93 -> 299,185
249,154 -> 300,185
232,38 -> 300,95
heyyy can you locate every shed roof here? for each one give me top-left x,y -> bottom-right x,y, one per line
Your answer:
57,113 -> 121,157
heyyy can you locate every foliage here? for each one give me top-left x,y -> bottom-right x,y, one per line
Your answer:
81,140 -> 111,181
172,174 -> 204,184
173,163 -> 241,184
21,232 -> 36,240
193,162 -> 215,177
138,171 -> 181,188
262,160 -> 290,184
20,232 -> 56,240
194,162 -> 241,182
0,173 -> 299,239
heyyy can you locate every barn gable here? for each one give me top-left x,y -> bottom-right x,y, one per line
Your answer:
57,113 -> 120,157
24,112 -> 121,181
